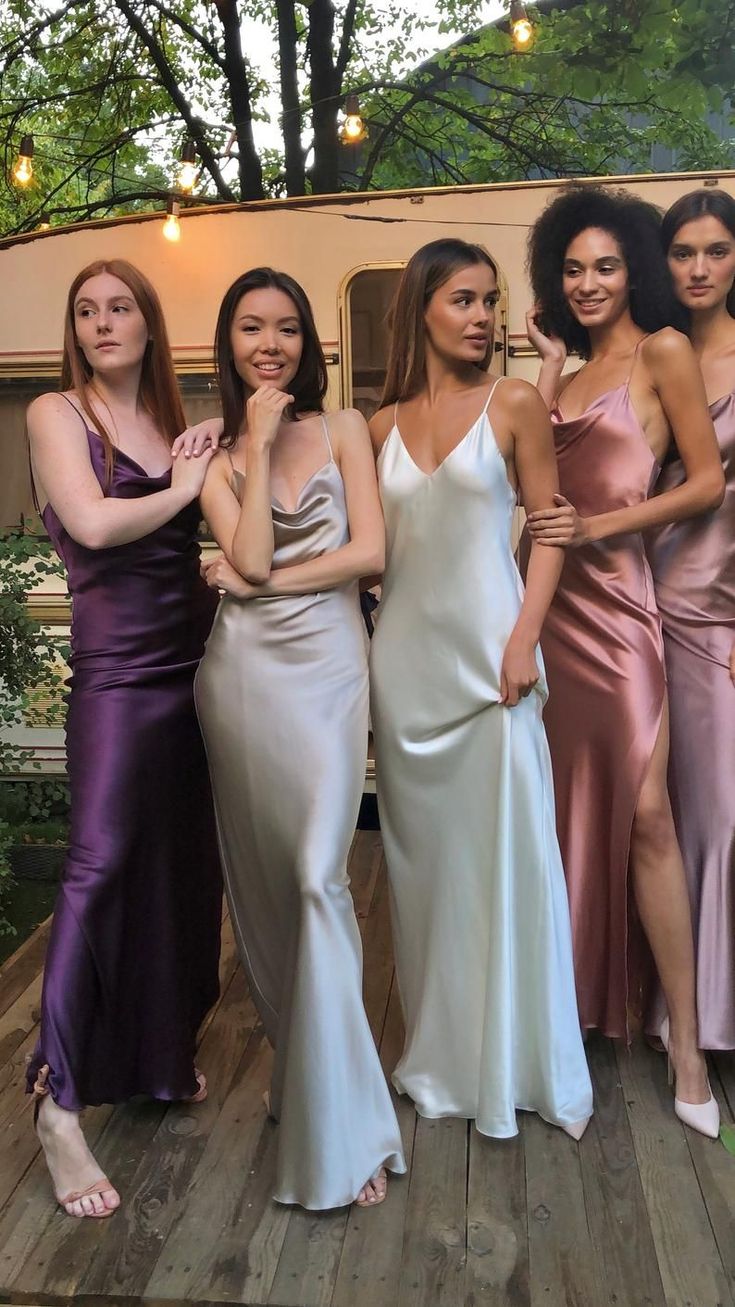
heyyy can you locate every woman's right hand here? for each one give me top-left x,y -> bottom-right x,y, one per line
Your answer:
525,306 -> 567,367
246,386 -> 294,450
170,443 -> 215,501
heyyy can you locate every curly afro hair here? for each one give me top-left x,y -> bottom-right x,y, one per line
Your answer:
527,183 -> 686,358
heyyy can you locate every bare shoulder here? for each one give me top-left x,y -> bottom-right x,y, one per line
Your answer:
493,375 -> 548,418
27,390 -> 78,426
367,403 -> 394,454
326,406 -> 372,455
641,327 -> 693,368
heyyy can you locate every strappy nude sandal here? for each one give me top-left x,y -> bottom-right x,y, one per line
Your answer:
183,1068 -> 208,1103
32,1064 -> 119,1218
355,1167 -> 387,1208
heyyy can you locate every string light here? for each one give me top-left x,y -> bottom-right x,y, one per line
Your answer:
340,95 -> 368,145
162,196 -> 181,242
36,212 -> 51,230
509,0 -> 534,49
13,134 -> 34,185
177,139 -> 197,192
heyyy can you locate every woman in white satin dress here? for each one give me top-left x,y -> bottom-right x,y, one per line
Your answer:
369,239 -> 593,1139
195,268 -> 405,1210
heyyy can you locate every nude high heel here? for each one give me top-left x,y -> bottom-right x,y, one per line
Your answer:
660,1017 -> 720,1139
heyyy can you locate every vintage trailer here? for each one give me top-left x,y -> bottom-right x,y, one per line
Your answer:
1,168 -> 733,769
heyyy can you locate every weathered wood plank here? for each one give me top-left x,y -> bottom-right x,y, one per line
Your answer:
616,1037 -> 733,1307
578,1034 -> 666,1307
396,1115 -> 467,1307
465,1129 -> 529,1307
684,1062 -> 735,1298
524,1111 -> 601,1307
0,917 -> 50,1021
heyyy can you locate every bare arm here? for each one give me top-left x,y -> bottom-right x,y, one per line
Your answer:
28,393 -> 212,550
528,331 -> 725,546
203,410 -> 384,598
525,307 -> 568,410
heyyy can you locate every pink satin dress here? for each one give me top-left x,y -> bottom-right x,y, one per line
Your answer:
540,380 -> 664,1038
646,389 -> 735,1050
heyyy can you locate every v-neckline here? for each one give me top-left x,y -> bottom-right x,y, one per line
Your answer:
86,427 -> 171,480
392,410 -> 486,480
553,380 -> 627,424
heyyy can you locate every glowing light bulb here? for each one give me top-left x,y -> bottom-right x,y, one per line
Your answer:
510,1 -> 534,49
163,198 -> 181,242
340,95 -> 368,145
177,140 -> 197,192
13,134 -> 34,186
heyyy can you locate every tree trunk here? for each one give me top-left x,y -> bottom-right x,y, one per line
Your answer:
306,0 -> 340,193
275,0 -> 306,194
213,0 -> 265,200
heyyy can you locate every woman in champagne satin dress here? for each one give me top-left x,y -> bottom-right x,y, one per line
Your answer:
526,185 -> 723,1135
644,189 -> 735,1050
369,239 -> 593,1141
195,268 -> 405,1210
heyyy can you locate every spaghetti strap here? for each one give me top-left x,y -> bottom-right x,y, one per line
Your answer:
320,414 -> 334,462
393,401 -> 399,429
626,336 -> 648,390
483,375 -> 504,414
57,391 -> 89,430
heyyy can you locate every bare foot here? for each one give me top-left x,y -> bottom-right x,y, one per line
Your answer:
35,1096 -> 120,1218
355,1167 -> 387,1208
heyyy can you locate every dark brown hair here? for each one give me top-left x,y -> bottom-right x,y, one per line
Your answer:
381,239 -> 498,407
61,259 -> 185,485
528,184 -> 686,359
214,267 -> 328,447
662,188 -> 735,319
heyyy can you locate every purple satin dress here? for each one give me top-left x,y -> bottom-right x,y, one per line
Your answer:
26,420 -> 222,1110
535,382 -> 664,1039
647,389 -> 735,1049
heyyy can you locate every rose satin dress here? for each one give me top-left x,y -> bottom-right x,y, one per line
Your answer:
26,404 -> 222,1110
538,377 -> 664,1039
195,419 -> 405,1209
646,388 -> 735,1049
370,381 -> 592,1138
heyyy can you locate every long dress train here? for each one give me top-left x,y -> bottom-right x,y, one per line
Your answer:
195,422 -> 405,1208
370,381 -> 592,1137
646,388 -> 735,1049
27,410 -> 222,1110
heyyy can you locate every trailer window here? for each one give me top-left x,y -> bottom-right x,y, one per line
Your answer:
343,266 -> 403,420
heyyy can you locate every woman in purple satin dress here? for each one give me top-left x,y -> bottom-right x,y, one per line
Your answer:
645,189 -> 735,1050
524,185 -> 724,1137
25,259 -> 222,1218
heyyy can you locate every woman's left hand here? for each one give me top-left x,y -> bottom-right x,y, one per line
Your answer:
500,632 -> 540,706
201,555 -> 258,599
172,417 -> 225,459
526,493 -> 589,547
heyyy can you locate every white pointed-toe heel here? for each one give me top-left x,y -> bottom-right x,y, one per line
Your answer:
563,1117 -> 591,1141
660,1017 -> 720,1140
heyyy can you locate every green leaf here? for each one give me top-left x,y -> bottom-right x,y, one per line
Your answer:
720,1124 -> 735,1157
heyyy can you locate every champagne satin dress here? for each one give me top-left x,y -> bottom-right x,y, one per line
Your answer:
195,419 -> 405,1209
538,379 -> 665,1039
370,381 -> 592,1138
647,388 -> 735,1049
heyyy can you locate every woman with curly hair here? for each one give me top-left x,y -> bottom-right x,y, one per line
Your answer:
645,189 -> 735,1051
525,185 -> 724,1135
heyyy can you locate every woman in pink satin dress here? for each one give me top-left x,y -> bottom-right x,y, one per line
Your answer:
645,189 -> 735,1051
525,184 -> 724,1137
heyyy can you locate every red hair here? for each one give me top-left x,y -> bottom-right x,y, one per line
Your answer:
61,259 -> 186,485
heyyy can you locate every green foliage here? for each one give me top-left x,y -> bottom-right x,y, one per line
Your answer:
0,817 -> 15,939
0,0 -> 733,231
0,524 -> 68,776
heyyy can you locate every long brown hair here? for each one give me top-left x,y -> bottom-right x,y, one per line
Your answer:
381,239 -> 498,407
661,188 -> 735,319
214,267 -> 328,447
60,259 -> 186,485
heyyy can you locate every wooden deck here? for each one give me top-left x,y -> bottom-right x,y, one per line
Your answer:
1,830 -> 734,1307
